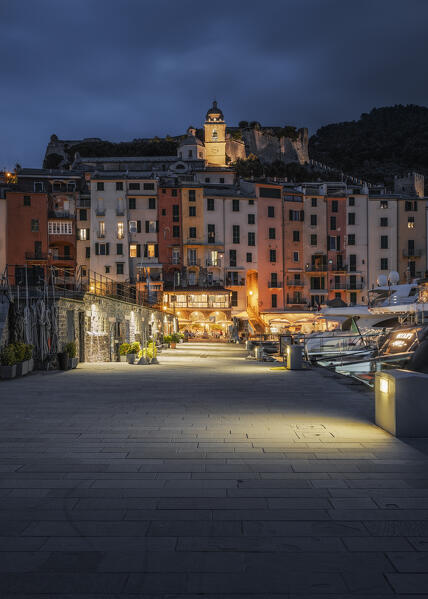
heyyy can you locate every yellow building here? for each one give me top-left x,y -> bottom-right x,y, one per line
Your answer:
204,101 -> 226,166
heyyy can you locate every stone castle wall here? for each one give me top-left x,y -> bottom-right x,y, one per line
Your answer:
241,128 -> 309,165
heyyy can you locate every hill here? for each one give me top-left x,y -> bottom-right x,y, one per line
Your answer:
309,104 -> 428,185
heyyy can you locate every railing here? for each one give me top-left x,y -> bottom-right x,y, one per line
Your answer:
48,211 -> 73,219
206,259 -> 222,267
330,264 -> 348,271
96,209 -> 105,216
287,279 -> 304,286
116,208 -> 125,216
403,249 -> 423,257
25,252 -> 48,261
187,259 -> 201,266
78,199 -> 91,208
50,255 -> 75,262
346,283 -> 364,290
226,279 -> 245,286
97,233 -> 105,238
268,281 -> 283,288
329,283 -> 347,290
305,265 -> 328,272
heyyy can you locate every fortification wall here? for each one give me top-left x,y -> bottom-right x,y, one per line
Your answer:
241,128 -> 309,165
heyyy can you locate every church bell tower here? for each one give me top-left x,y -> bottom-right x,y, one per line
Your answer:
204,100 -> 226,166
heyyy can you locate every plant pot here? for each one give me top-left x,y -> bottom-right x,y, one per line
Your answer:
127,353 -> 136,364
28,359 -> 34,372
70,357 -> 79,369
119,355 -> 127,362
16,361 -> 29,377
170,342 -> 177,349
58,352 -> 70,371
0,364 -> 16,379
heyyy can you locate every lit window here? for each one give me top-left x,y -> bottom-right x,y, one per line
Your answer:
79,229 -> 87,240
129,244 -> 137,258
117,222 -> 124,239
99,221 -> 105,237
408,216 -> 415,229
147,244 -> 155,258
129,220 -> 137,233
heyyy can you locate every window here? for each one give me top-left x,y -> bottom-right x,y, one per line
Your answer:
269,227 -> 276,239
117,243 -> 123,255
189,190 -> 196,201
97,182 -> 104,191
248,214 -> 255,225
129,244 -> 140,258
95,242 -> 109,256
380,217 -> 388,227
331,200 -> 338,212
231,290 -> 238,307
85,247 -> 90,258
248,199 -> 254,205
380,235 -> 388,249
207,198 -> 214,211
189,227 -> 196,239
173,225 -> 180,237
128,197 -> 136,210
145,243 -> 157,258
129,220 -> 137,234
229,249 -> 236,267
348,212 -> 355,225
246,252 -> 252,263
148,197 -> 156,209
405,201 -> 413,212
143,183 -> 155,191
189,206 -> 196,217
348,234 -> 355,246
117,222 -> 124,239
310,214 -> 317,226
170,189 -> 177,197
311,198 -> 317,207
129,183 -> 140,190
310,234 -> 317,246
172,204 -> 179,222
232,199 -> 240,212
271,294 -> 277,308
270,249 -> 276,262
34,182 -> 44,192
161,209 -> 166,216
293,251 -> 299,262
116,263 -> 124,275
48,221 -> 73,235
268,206 -> 275,217
380,257 -> 388,270
116,182 -> 123,191
23,195 -> 31,206
188,249 -> 197,265
380,200 -> 388,209
328,236 -> 337,250
248,232 -> 255,246
348,197 -> 355,206
220,177 -> 224,184
105,266 -> 110,274
408,216 -> 415,229
208,224 -> 215,243
330,216 -> 336,230
349,254 -> 356,272
228,271 -> 239,285
270,273 -> 278,287
79,209 -> 87,221
232,225 -> 240,244
79,228 -> 89,241
293,230 -> 300,242
289,210 -> 303,221
31,219 -> 39,232
205,177 -> 210,183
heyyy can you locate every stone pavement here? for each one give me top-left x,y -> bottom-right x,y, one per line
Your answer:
0,342 -> 428,597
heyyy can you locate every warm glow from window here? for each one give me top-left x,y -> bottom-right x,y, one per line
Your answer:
147,244 -> 155,258
129,244 -> 137,258
117,222 -> 124,239
79,229 -> 87,240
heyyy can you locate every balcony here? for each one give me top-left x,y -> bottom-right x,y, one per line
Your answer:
268,281 -> 283,288
329,283 -> 347,290
97,233 -> 106,239
287,279 -> 304,286
116,208 -> 125,216
25,252 -> 48,261
96,209 -> 106,216
48,210 -> 73,219
305,264 -> 327,272
309,288 -> 327,293
346,283 -> 364,290
187,259 -> 201,267
402,249 -> 423,258
50,254 -> 75,262
206,259 -> 223,268
226,278 -> 245,286
330,264 -> 348,272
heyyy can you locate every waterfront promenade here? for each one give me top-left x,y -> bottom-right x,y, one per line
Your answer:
0,343 -> 427,597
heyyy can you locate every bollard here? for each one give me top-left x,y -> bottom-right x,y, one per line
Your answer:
375,369 -> 428,437
246,340 -> 253,352
255,345 -> 264,361
287,345 -> 303,370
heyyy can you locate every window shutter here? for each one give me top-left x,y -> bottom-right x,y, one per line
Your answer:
327,236 -> 330,250
137,220 -> 141,233
156,220 -> 159,232
136,244 -> 141,258
155,244 -> 159,257
289,210 -> 293,220
337,236 -> 341,251
95,243 -> 99,255
86,228 -> 90,240
145,220 -> 149,233
106,243 -> 110,255
76,228 -> 80,240
300,210 -> 304,221
144,244 -> 148,257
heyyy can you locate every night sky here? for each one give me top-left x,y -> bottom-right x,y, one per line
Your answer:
1,0 -> 427,168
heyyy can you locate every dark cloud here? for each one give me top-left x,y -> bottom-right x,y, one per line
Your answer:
1,0 -> 427,167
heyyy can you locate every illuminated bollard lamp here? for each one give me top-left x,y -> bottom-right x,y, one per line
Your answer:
375,370 -> 428,437
287,344 -> 303,370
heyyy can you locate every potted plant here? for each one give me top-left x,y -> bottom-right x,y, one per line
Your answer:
65,342 -> 78,369
127,341 -> 140,364
0,344 -> 17,379
24,344 -> 34,372
142,340 -> 158,364
119,342 -> 130,362
170,333 -> 180,349
15,342 -> 29,376
58,350 -> 70,370
163,334 -> 172,348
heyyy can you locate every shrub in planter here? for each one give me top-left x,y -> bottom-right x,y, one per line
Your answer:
142,341 -> 157,362
0,344 -> 17,379
24,345 -> 34,372
58,351 -> 70,370
119,342 -> 130,362
64,341 -> 78,369
170,333 -> 181,349
163,335 -> 172,347
127,341 -> 140,364
14,343 -> 29,376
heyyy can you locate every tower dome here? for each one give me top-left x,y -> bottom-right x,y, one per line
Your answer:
205,100 -> 224,122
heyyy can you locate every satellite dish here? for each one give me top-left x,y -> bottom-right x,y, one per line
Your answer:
377,274 -> 388,286
388,271 -> 399,285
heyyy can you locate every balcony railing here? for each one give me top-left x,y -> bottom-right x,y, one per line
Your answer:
50,255 -> 75,262
226,278 -> 245,286
48,210 -> 73,219
287,279 -> 304,286
268,281 -> 283,288
206,259 -> 222,267
25,252 -> 48,261
97,233 -> 105,239
305,264 -> 328,272
187,259 -> 201,267
330,264 -> 348,271
116,208 -> 125,216
346,283 -> 364,290
96,209 -> 106,216
403,249 -> 423,257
